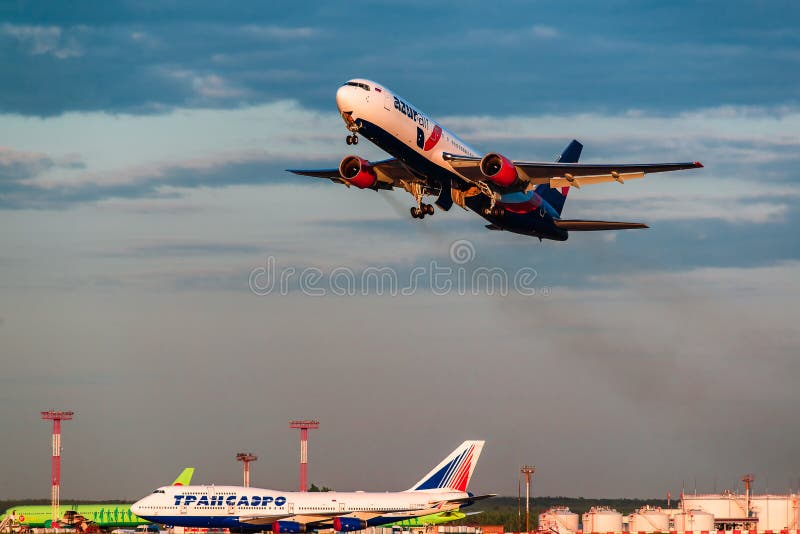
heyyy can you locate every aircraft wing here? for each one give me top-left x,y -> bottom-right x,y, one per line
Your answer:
288,158 -> 419,191
239,511 -> 386,527
237,513 -> 294,525
443,153 -> 703,190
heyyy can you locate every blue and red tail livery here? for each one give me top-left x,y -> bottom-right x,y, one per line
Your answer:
289,79 -> 703,242
408,440 -> 483,492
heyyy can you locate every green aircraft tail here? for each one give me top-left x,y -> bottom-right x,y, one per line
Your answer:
172,467 -> 195,486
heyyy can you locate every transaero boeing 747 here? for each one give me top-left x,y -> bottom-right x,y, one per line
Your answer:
131,441 -> 491,533
290,79 -> 703,241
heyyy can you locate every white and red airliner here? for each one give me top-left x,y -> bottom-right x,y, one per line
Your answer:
290,79 -> 703,241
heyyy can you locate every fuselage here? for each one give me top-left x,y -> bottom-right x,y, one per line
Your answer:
2,503 -> 148,528
335,79 -> 568,240
131,484 -> 467,532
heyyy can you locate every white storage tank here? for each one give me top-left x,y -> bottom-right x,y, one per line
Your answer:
674,510 -> 715,532
629,507 -> 669,533
751,495 -> 800,532
539,507 -> 579,534
582,507 -> 623,533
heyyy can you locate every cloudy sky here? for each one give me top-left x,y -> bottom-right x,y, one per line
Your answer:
1,1 -> 799,501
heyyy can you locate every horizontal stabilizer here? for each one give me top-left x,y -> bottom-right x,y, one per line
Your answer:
439,494 -> 496,505
554,220 -> 649,231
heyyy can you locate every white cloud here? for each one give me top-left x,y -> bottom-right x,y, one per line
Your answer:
531,24 -> 559,39
1,23 -> 83,59
572,196 -> 791,224
241,25 -> 316,39
586,261 -> 800,296
167,69 -> 249,100
444,106 -> 800,151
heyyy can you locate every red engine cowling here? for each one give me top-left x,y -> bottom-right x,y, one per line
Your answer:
333,518 -> 368,532
479,152 -> 517,188
339,155 -> 377,189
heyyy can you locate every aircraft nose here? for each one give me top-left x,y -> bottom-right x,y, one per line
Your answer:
336,85 -> 355,113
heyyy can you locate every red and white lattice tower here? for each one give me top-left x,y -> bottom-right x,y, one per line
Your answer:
41,411 -> 74,525
236,452 -> 258,487
289,420 -> 319,492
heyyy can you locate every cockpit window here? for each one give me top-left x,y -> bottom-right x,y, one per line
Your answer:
344,82 -> 370,91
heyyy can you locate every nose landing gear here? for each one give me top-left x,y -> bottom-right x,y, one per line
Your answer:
341,112 -> 360,146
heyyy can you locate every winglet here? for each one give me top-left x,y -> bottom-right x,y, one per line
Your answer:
693,161 -> 704,168
172,467 -> 195,486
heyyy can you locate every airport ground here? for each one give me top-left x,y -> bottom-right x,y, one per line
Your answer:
1,497 -> 670,532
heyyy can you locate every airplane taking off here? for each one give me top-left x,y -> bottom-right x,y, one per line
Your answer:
131,441 -> 490,533
289,79 -> 703,241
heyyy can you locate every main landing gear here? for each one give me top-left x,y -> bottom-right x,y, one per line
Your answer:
410,203 -> 435,219
482,206 -> 505,217
345,134 -> 359,145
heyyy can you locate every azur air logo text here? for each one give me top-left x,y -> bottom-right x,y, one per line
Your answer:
393,95 -> 441,151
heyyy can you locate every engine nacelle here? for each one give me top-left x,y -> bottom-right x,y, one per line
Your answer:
333,518 -> 368,532
479,152 -> 517,188
272,521 -> 306,534
339,155 -> 377,189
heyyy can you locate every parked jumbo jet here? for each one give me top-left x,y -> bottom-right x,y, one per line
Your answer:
131,441 -> 490,533
290,79 -> 703,241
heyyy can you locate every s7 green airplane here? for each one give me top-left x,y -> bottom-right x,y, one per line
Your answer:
384,509 -> 481,529
1,468 -> 194,529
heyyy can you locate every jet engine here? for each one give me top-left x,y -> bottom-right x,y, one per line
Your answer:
272,521 -> 306,533
339,155 -> 377,189
479,153 -> 517,188
333,517 -> 368,532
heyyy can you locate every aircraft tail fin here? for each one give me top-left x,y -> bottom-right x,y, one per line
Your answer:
407,441 -> 484,492
171,467 -> 195,486
535,139 -> 583,216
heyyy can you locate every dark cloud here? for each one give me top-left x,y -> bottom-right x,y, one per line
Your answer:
1,278 -> 798,498
1,1 -> 799,116
0,154 -> 315,209
0,148 -> 84,183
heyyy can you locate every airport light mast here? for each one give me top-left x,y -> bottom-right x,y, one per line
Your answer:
41,410 -> 74,526
236,452 -> 258,487
289,420 -> 319,492
521,465 -> 535,533
742,474 -> 754,518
